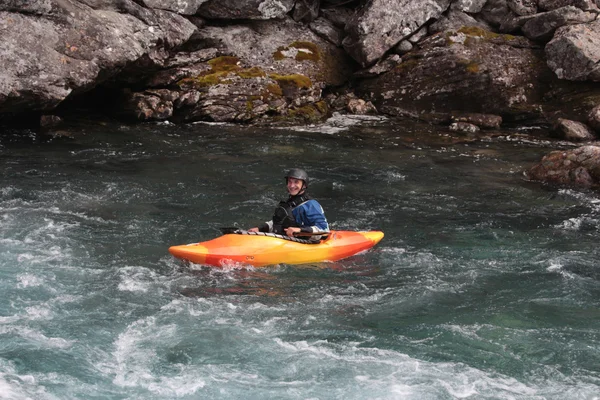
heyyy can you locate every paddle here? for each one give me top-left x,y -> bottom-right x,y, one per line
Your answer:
219,227 -> 328,237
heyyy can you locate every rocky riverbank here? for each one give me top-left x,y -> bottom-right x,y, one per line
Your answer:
2,0 -> 600,188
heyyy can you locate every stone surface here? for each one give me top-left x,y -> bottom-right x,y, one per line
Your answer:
526,145 -> 600,188
546,19 -> 600,81
343,0 -> 451,67
554,118 -> 596,141
522,6 -> 596,42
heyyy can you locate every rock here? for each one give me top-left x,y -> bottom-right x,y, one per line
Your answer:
449,121 -> 481,133
122,18 -> 353,123
554,118 -> 596,140
355,27 -> 549,121
394,40 -> 414,54
320,7 -> 354,27
546,19 -> 600,81
343,0 -> 451,67
589,105 -> 600,131
526,145 -> 600,188
139,0 -> 209,14
451,0 -> 488,13
0,3 -> 196,113
40,115 -> 63,128
309,17 -> 344,47
122,89 -> 176,120
451,113 -> 503,128
346,98 -> 377,114
538,0 -> 600,12
521,6 -> 596,42
198,0 -> 295,20
507,0 -> 538,15
475,0 -> 516,27
429,9 -> 492,35
353,54 -> 402,78
293,0 -> 320,23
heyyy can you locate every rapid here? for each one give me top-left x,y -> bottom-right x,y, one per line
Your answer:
1,117 -> 599,399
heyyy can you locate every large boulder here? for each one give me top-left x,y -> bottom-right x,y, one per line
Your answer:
121,18 -> 355,123
545,19 -> 600,81
343,0 -> 451,67
521,6 -> 597,42
0,0 -> 196,113
355,27 -> 552,121
526,145 -> 600,188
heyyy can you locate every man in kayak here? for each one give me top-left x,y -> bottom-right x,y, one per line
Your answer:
249,168 -> 329,239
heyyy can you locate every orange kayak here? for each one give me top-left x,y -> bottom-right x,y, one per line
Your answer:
169,230 -> 384,268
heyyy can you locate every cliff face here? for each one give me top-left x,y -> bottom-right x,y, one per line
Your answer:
1,0 -> 600,130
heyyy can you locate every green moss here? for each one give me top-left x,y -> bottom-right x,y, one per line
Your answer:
208,56 -> 241,72
288,103 -> 327,122
237,67 -> 266,78
456,26 -> 517,42
178,58 -> 268,89
273,41 -> 321,62
266,83 -> 283,97
269,73 -> 313,89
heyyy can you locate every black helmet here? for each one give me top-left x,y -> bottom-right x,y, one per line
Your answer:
285,168 -> 309,185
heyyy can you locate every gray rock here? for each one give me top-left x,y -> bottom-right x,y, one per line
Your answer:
538,0 -> 600,12
198,0 -> 295,20
0,0 -> 53,14
0,4 -> 195,113
588,104 -> 600,131
429,9 -> 492,34
451,0 -> 488,13
507,0 -> 538,15
394,40 -> 414,54
546,19 -> 600,81
293,0 -> 320,22
343,0 -> 451,67
355,27 -> 548,120
554,118 -> 596,140
354,54 -> 402,78
309,17 -> 344,46
139,0 -> 209,14
522,6 -> 597,42
320,7 -> 354,28
526,145 -> 600,188
476,0 -> 516,27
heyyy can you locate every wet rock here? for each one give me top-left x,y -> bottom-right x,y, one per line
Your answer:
546,19 -> 600,81
343,0 -> 451,67
526,145 -> 600,188
554,118 -> 596,141
346,98 -> 377,115
198,0 -> 295,20
122,89 -> 176,120
449,121 -> 480,133
475,0 -> 516,27
451,113 -> 503,128
40,115 -> 63,128
588,105 -> 600,131
521,6 -> 596,42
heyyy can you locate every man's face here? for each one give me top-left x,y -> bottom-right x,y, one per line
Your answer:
287,177 -> 304,196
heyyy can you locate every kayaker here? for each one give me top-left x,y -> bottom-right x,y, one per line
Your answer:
249,168 -> 329,239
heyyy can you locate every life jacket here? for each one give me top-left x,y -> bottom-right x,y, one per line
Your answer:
272,193 -> 311,234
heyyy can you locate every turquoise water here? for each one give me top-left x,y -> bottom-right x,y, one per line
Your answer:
1,119 -> 599,399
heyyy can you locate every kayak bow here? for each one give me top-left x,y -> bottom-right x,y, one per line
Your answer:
169,230 -> 384,268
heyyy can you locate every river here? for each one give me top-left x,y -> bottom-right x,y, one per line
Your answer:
1,116 -> 599,399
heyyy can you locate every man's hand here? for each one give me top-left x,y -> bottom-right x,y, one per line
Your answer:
285,227 -> 301,236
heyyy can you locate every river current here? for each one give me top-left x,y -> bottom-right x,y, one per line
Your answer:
1,116 -> 599,399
